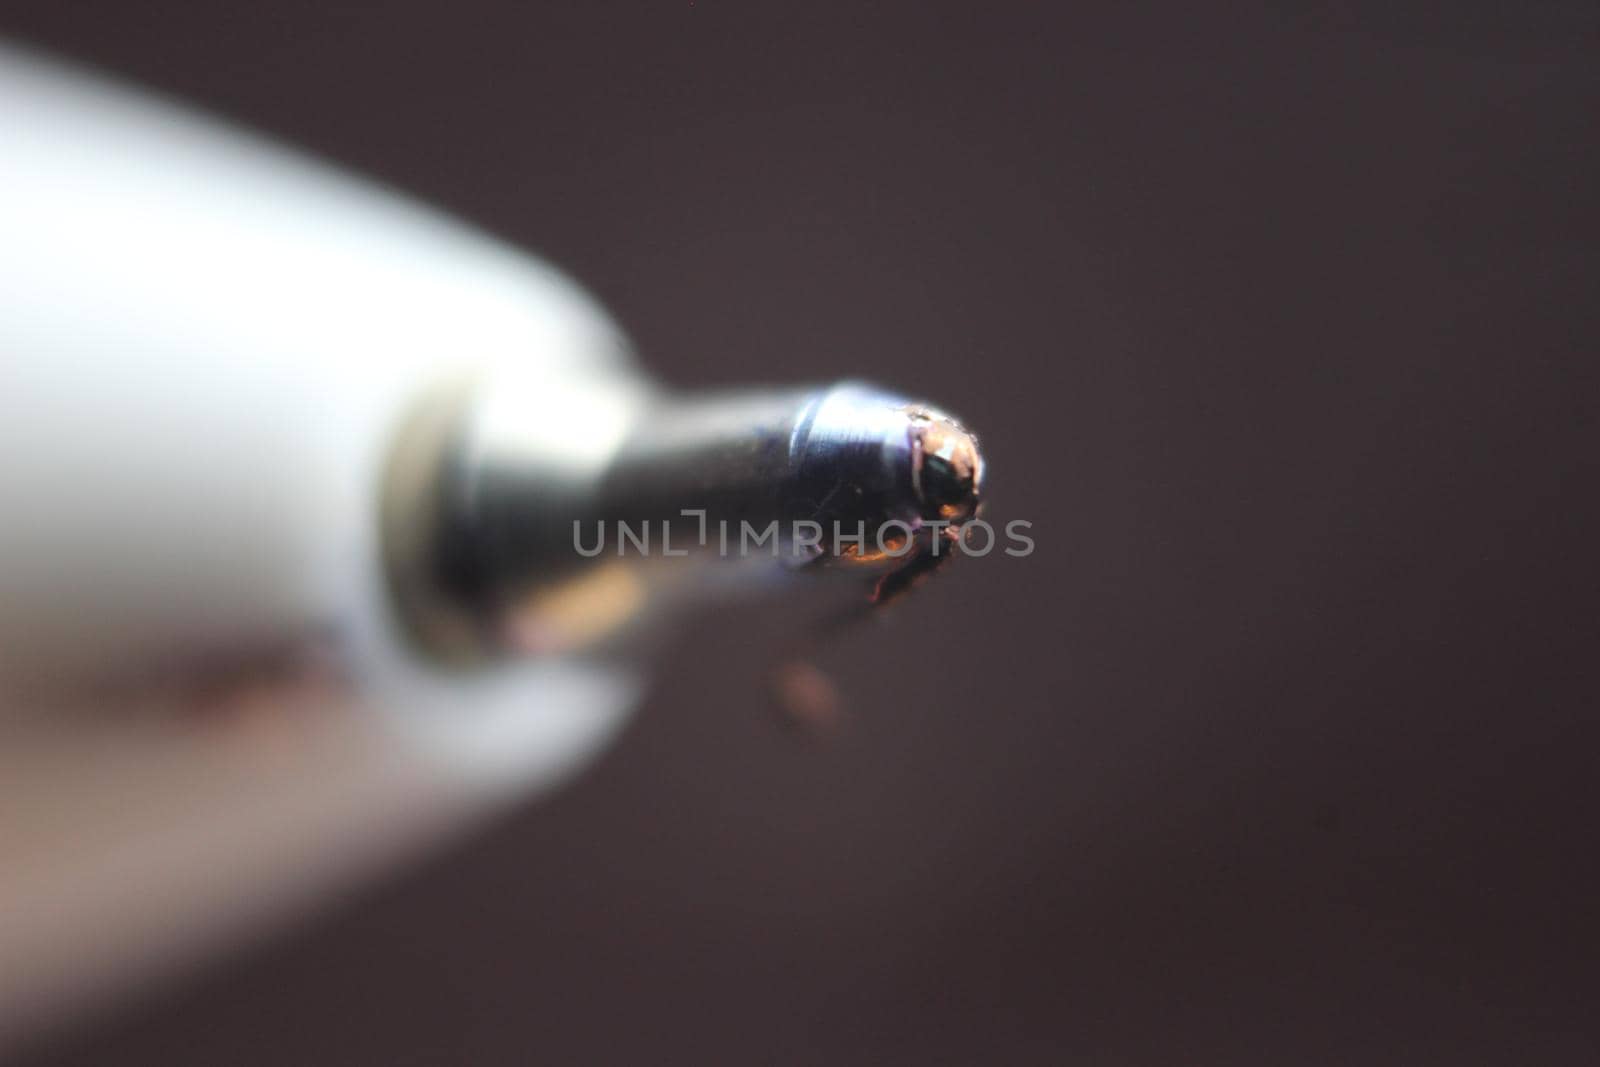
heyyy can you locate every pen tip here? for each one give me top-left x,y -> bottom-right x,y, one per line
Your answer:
907,406 -> 984,524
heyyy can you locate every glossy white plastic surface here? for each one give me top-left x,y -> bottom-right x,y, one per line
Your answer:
0,43 -> 641,1040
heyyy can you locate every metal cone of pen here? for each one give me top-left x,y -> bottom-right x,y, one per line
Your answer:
385,379 -> 985,662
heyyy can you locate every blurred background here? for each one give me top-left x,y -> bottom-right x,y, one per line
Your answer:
5,3 -> 1597,1064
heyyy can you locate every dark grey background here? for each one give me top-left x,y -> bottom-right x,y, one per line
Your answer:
7,3 -> 1599,1064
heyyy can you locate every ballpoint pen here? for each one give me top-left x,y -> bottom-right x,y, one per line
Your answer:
0,40 -> 985,1040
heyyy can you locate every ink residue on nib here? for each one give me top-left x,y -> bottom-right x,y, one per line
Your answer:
775,394 -> 987,729
843,402 -> 984,608
906,406 -> 984,524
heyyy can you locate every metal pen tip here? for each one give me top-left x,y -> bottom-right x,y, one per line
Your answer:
908,406 -> 984,524
786,383 -> 984,534
385,377 -> 987,661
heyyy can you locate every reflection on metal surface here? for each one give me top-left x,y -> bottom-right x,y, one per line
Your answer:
508,562 -> 647,656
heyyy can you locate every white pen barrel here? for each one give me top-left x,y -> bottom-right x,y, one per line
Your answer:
0,42 -> 632,690
0,42 -> 639,1040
